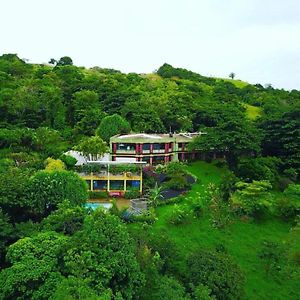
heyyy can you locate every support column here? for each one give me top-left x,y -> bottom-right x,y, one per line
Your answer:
124,179 -> 127,192
113,143 -> 117,153
140,166 -> 143,194
150,156 -> 153,165
150,143 -> 153,154
135,143 -> 140,154
107,164 -> 110,192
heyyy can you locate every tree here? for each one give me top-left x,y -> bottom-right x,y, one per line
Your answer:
0,168 -> 31,222
27,170 -> 88,216
229,72 -> 235,80
189,117 -> 261,169
41,200 -> 87,235
187,249 -> 245,300
96,114 -> 130,142
0,209 -> 14,264
44,158 -> 65,171
231,180 -> 273,218
62,210 -> 144,299
48,58 -> 57,65
71,90 -> 100,123
0,232 -> 68,300
74,136 -> 108,161
56,56 -> 73,66
260,105 -> 300,179
51,277 -> 109,300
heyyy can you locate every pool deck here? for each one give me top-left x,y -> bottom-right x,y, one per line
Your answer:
88,198 -> 131,210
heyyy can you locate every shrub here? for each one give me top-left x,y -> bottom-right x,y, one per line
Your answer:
59,154 -> 77,170
187,249 -> 245,300
277,177 -> 294,191
236,157 -> 280,184
124,188 -> 140,199
157,161 -> 187,176
110,164 -> 140,175
88,191 -> 109,199
276,184 -> 300,219
258,241 -> 285,275
163,175 -> 190,191
230,180 -> 273,218
27,170 -> 88,216
168,205 -> 191,225
44,158 -> 65,171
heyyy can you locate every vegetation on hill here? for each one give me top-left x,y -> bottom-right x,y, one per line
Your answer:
0,54 -> 300,299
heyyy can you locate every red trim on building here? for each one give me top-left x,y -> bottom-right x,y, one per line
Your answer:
135,144 -> 140,154
113,143 -> 117,153
164,143 -> 169,153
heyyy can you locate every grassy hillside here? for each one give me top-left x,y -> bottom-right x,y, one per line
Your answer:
243,103 -> 262,120
145,162 -> 299,300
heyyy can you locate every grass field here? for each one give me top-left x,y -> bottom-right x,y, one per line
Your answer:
145,161 -> 299,300
243,103 -> 262,120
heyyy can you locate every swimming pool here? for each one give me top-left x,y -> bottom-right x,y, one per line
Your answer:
84,202 -> 113,210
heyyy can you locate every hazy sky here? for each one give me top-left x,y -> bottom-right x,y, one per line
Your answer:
2,0 -> 300,90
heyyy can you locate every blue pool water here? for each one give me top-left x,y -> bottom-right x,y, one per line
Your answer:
85,202 -> 113,210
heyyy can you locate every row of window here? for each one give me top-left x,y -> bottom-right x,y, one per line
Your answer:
86,179 -> 140,190
116,143 -> 175,151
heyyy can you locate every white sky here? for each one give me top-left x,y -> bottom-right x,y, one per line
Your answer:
1,0 -> 300,90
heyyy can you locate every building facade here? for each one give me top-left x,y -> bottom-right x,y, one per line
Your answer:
110,133 -> 204,165
79,162 -> 144,197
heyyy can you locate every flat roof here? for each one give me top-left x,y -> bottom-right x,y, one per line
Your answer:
87,160 -> 146,165
110,132 -> 205,143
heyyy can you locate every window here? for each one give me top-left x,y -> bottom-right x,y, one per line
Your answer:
93,180 -> 107,190
127,180 -> 140,190
110,180 -> 124,190
143,143 -> 150,150
117,143 -> 135,151
153,143 -> 165,150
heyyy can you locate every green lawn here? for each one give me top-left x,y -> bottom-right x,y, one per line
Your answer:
243,103 -> 262,120
216,78 -> 250,88
146,161 -> 299,300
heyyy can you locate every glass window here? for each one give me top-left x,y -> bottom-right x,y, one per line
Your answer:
110,180 -> 124,190
127,180 -> 140,189
117,143 -> 135,151
143,143 -> 150,150
153,143 -> 165,150
93,180 -> 107,190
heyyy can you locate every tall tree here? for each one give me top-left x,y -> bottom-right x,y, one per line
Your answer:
74,136 -> 108,161
96,114 -> 130,142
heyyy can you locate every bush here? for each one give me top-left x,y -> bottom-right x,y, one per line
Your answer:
236,157 -> 280,184
157,161 -> 187,176
59,154 -> 77,170
110,164 -> 140,175
277,177 -> 294,191
187,249 -> 245,300
277,184 -> 300,219
124,188 -> 140,199
88,191 -> 109,199
163,175 -> 190,191
230,180 -> 273,218
168,205 -> 191,225
27,170 -> 88,216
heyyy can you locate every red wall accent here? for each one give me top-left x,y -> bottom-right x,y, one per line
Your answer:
113,143 -> 117,153
150,144 -> 153,153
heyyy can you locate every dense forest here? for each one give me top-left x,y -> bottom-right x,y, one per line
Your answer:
0,53 -> 300,299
